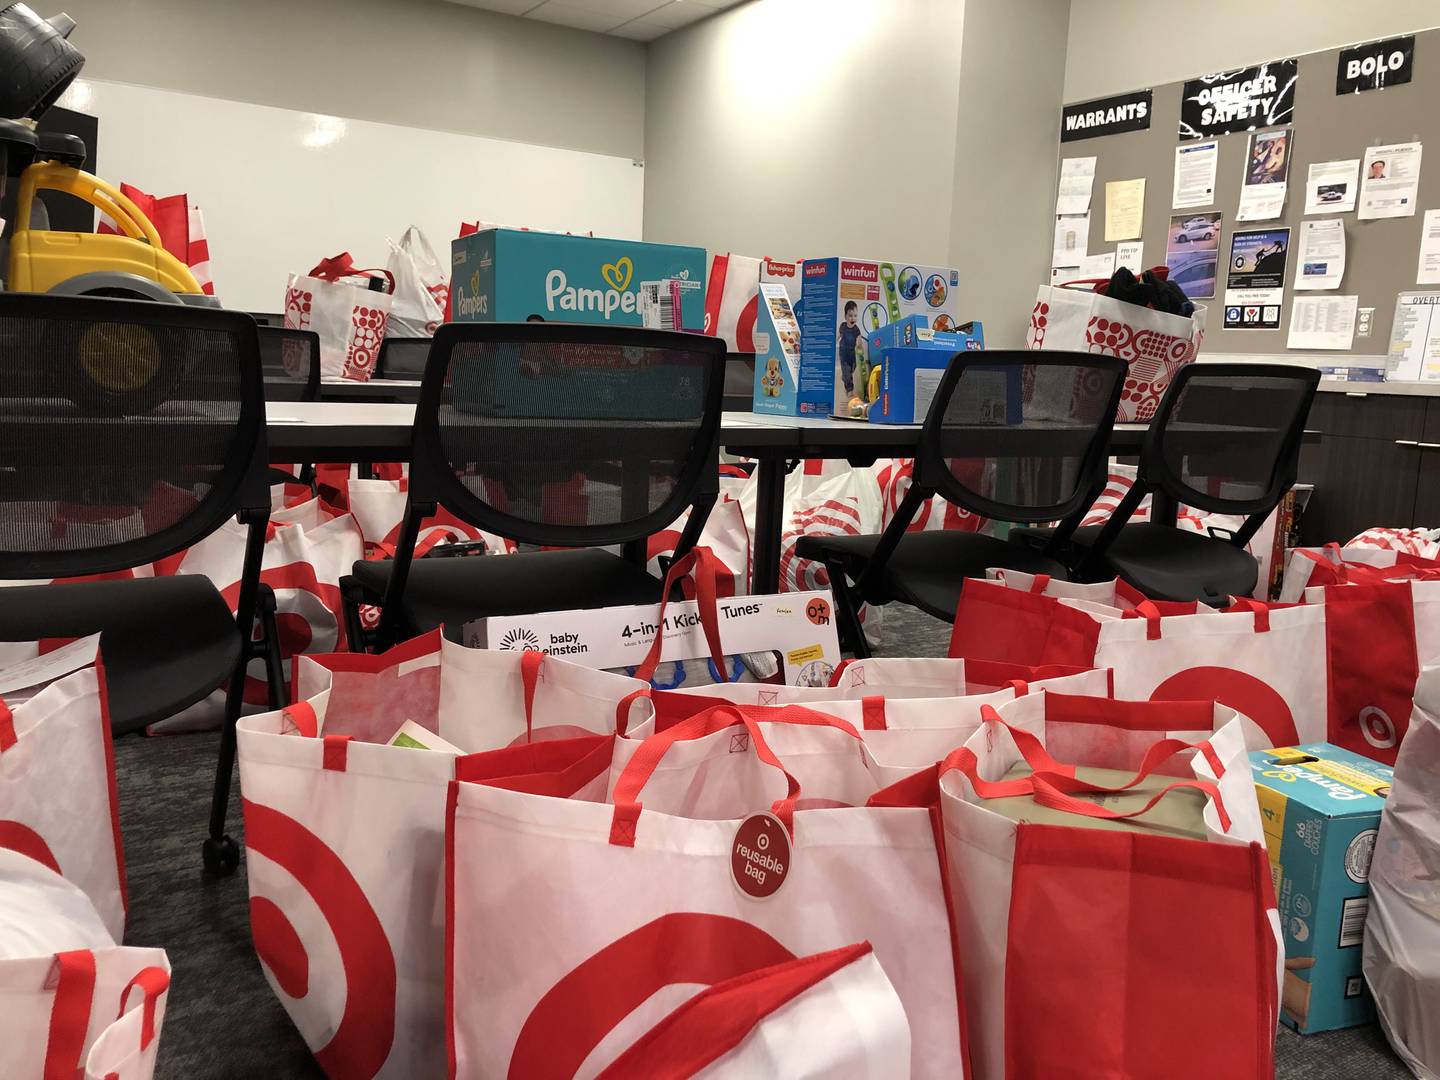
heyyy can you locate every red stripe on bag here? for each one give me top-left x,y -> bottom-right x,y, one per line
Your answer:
1323,582 -> 1418,764
0,820 -> 63,874
118,967 -> 170,1050
594,943 -> 874,1080
45,951 -> 97,1080
323,735 -> 351,771
861,696 -> 887,731
0,698 -> 14,751
520,650 -> 543,742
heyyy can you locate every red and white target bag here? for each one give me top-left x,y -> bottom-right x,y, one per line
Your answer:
0,638 -> 126,940
874,697 -> 1278,1080
446,704 -> 968,1078
701,254 -> 802,352
949,574 -> 1425,763
284,254 -> 394,382
651,656 -> 1112,784
236,632 -> 653,1078
1279,543 -> 1440,602
591,941 -> 911,1078
1026,285 -> 1206,422
0,851 -> 170,1080
155,496 -> 364,707
646,497 -> 751,596
873,457 -> 989,535
346,476 -> 516,558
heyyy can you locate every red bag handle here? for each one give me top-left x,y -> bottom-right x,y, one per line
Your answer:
0,698 -> 14,752
608,703 -> 863,846
117,966 -> 171,1051
632,548 -> 727,683
44,950 -> 96,1080
1029,772 -> 1230,832
307,252 -> 396,293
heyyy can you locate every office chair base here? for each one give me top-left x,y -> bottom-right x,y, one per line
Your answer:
202,834 -> 240,878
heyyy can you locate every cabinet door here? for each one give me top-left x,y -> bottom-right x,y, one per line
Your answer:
1309,392 -> 1427,441
1411,447 -> 1440,526
1297,434 -> 1422,545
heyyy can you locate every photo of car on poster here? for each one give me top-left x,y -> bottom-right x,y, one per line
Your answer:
1165,212 -> 1221,299
1223,227 -> 1290,329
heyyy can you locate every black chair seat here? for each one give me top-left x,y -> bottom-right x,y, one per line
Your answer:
1023,522 -> 1259,605
795,531 -> 1069,622
349,549 -> 669,637
0,576 -> 241,734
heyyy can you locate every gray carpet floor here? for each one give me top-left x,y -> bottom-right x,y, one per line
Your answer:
110,605 -> 1412,1078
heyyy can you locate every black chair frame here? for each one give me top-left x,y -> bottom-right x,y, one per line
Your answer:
364,322 -> 725,651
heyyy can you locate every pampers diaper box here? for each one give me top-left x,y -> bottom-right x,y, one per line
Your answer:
451,229 -> 706,327
797,258 -> 963,418
1250,744 -> 1394,1034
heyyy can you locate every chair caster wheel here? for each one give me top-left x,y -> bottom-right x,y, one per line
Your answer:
202,835 -> 240,877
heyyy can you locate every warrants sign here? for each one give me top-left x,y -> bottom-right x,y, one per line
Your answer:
1061,89 -> 1152,143
1336,35 -> 1415,94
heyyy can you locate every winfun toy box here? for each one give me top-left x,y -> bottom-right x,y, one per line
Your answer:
451,229 -> 706,328
1250,743 -> 1395,1034
796,258 -> 963,418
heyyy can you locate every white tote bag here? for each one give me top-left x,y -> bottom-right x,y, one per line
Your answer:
1365,661 -> 1440,1080
0,638 -> 126,941
284,255 -> 394,382
385,226 -> 447,338
593,941 -> 910,1079
237,633 -> 652,1079
447,706 -> 967,1078
875,696 -> 1278,1080
1027,284 -> 1207,421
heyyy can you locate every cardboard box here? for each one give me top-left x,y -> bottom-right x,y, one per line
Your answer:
1250,743 -> 1395,1033
867,316 -> 986,425
752,282 -> 805,414
796,258 -> 963,418
451,228 -> 706,327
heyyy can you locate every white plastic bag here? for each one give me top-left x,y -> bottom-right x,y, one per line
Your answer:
385,226 -> 447,338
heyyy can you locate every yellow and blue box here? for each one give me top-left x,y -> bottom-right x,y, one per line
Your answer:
1250,743 -> 1395,1034
869,317 -> 986,424
797,258 -> 963,417
450,229 -> 706,327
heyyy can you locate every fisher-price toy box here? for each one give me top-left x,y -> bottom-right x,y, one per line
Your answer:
869,318 -> 987,425
797,258 -> 963,418
1250,743 -> 1394,1034
451,229 -> 706,328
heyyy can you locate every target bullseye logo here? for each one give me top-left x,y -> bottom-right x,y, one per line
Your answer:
508,913 -> 795,1079
243,800 -> 396,1076
1148,667 -> 1300,748
1358,706 -> 1398,750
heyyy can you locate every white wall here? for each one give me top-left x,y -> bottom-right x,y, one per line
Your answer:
642,0 -> 966,265
58,0 -> 646,159
951,0 -> 1070,345
1065,0 -> 1440,101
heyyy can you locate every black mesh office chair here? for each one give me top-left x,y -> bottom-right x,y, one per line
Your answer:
0,294 -> 282,875
796,351 -> 1127,657
342,322 -> 726,650
1016,363 -> 1319,605
375,336 -> 430,380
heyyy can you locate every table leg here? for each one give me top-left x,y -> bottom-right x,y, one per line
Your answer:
1152,490 -> 1179,527
752,455 -> 787,594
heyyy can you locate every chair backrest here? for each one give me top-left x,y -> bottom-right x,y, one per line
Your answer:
1139,362 -> 1319,516
915,350 -> 1127,524
377,336 -> 431,380
407,322 -> 726,548
0,294 -> 270,579
248,311 -> 287,327
256,326 -> 320,402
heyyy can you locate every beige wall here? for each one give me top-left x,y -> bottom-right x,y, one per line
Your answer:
642,0 -> 967,265
58,0 -> 647,158
951,0 -> 1070,346
1066,0 -> 1440,101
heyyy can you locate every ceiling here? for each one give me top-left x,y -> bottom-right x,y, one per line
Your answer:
446,0 -> 740,41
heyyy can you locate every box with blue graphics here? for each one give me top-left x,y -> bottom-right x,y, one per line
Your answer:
1250,743 -> 1395,1034
450,229 -> 706,328
798,258 -> 963,418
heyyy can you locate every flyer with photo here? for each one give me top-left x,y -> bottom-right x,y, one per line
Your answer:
1237,128 -> 1291,221
1359,142 -> 1423,220
1303,159 -> 1360,215
1165,212 -> 1221,299
1224,227 -> 1290,329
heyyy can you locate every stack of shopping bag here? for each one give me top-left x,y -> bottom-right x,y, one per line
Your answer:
0,639 -> 173,1079
232,551 -> 1285,1078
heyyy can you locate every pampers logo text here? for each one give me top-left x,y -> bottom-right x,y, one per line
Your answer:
544,256 -> 643,320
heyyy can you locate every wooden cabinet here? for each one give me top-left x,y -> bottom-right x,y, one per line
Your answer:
1298,390 -> 1440,544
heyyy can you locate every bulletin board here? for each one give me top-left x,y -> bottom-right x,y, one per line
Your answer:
1058,29 -> 1440,355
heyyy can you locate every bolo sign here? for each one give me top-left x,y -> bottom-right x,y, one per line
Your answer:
1336,34 -> 1415,94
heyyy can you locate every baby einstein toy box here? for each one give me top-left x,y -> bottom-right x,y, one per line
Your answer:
1250,743 -> 1394,1034
451,229 -> 706,328
797,258 -> 963,418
